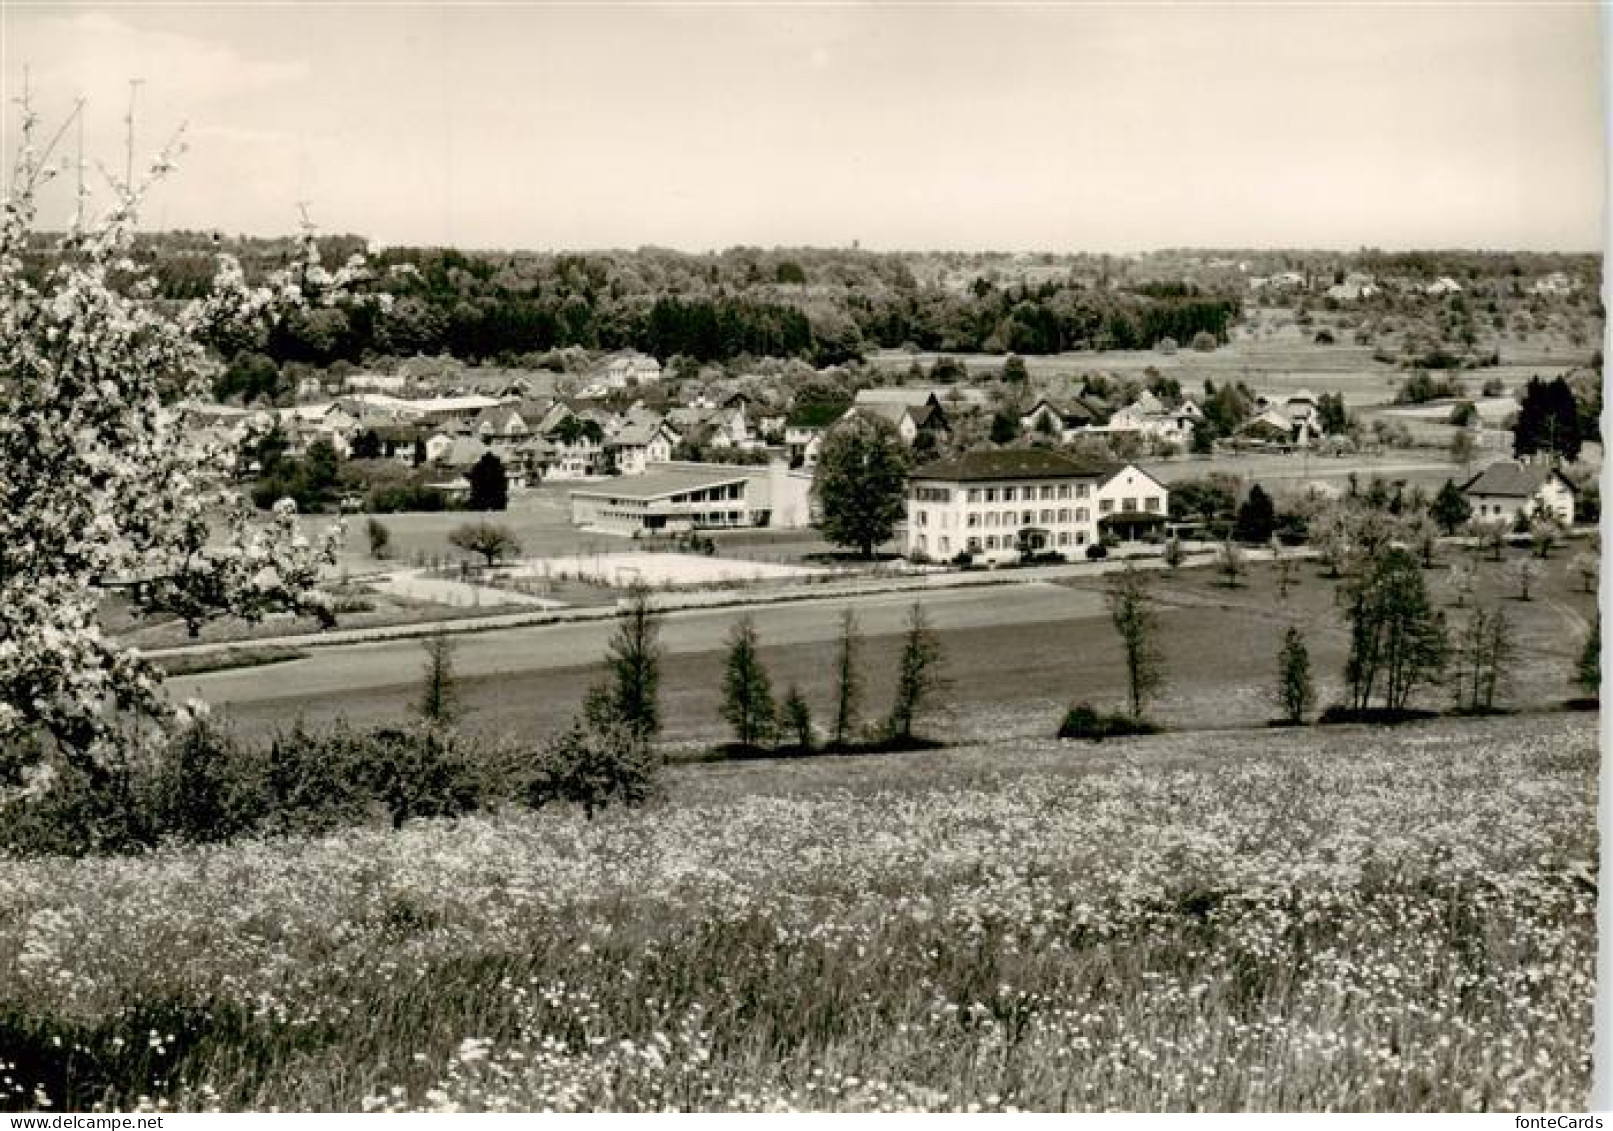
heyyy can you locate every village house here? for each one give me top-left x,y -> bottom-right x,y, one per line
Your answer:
594,351 -> 663,391
1018,397 -> 1100,442
471,404 -> 532,448
784,402 -> 843,467
903,449 -> 1168,564
1461,461 -> 1577,527
606,411 -> 681,475
843,388 -> 952,446
1090,392 -> 1200,445
277,402 -> 359,455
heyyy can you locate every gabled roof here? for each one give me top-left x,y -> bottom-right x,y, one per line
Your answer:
1022,398 -> 1097,426
911,449 -> 1115,483
854,387 -> 942,410
846,401 -> 950,431
1461,461 -> 1575,498
610,412 -> 677,448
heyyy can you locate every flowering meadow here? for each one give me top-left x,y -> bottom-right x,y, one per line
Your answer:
0,713 -> 1596,1112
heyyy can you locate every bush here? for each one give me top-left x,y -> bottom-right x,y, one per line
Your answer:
0,721 -> 497,857
526,716 -> 661,820
1057,703 -> 1161,742
1086,543 -> 1108,561
358,726 -> 486,830
367,484 -> 448,513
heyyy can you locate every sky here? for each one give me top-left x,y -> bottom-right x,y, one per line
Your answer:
1,2 -> 1605,253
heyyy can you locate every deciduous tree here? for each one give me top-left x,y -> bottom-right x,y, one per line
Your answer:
812,415 -> 909,558
1341,547 -> 1447,712
1107,565 -> 1163,720
448,521 -> 521,567
1275,626 -> 1315,724
0,97 -> 361,781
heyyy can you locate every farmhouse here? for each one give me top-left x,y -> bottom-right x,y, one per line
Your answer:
904,449 -> 1167,564
569,461 -> 812,535
606,412 -> 681,476
843,388 -> 951,446
1019,397 -> 1100,441
1461,461 -> 1576,526
783,401 -> 842,467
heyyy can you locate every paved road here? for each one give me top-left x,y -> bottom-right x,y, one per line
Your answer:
168,581 -> 1105,710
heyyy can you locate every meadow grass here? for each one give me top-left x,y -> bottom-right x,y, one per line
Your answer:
0,713 -> 1595,1112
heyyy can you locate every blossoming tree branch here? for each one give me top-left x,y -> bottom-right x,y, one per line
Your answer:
0,91 -> 387,780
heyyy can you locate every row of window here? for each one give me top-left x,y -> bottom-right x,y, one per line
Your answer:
911,495 -> 1162,528
912,530 -> 1092,556
963,483 -> 1092,503
963,507 -> 1091,528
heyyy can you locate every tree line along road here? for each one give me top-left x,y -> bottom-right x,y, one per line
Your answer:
166,581 -> 1107,714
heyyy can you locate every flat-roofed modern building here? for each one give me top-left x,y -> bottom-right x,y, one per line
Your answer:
569,462 -> 813,536
905,449 -> 1168,563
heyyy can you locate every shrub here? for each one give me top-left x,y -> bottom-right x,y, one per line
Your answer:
1057,704 -> 1161,741
526,717 -> 660,820
358,726 -> 486,831
367,484 -> 448,513
366,517 -> 392,558
1086,543 -> 1108,561
151,721 -> 269,844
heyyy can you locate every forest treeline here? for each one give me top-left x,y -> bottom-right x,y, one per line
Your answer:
24,233 -> 1599,369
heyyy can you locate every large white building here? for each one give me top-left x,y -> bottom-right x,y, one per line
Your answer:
905,450 -> 1168,563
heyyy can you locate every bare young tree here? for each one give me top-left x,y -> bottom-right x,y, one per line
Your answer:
1216,538 -> 1246,589
1568,550 -> 1599,594
1106,564 -> 1164,720
1506,556 -> 1544,601
1450,605 -> 1514,714
1447,560 -> 1478,608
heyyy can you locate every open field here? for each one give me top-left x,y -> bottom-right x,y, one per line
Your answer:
0,712 -> 1593,1111
501,552 -> 830,587
176,544 -> 1597,751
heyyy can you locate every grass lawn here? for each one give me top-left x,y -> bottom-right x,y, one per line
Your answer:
200,541 -> 1597,754
0,712 -> 1594,1111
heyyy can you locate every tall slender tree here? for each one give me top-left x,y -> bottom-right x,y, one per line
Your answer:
721,616 -> 775,748
887,602 -> 946,742
598,581 -> 663,742
831,607 -> 863,748
417,631 -> 459,726
1275,626 -> 1315,724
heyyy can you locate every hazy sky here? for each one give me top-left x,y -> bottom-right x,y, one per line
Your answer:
2,3 -> 1605,252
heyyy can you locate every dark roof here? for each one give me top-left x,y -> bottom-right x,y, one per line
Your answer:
1461,461 -> 1573,498
911,449 -> 1116,482
786,401 -> 845,429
